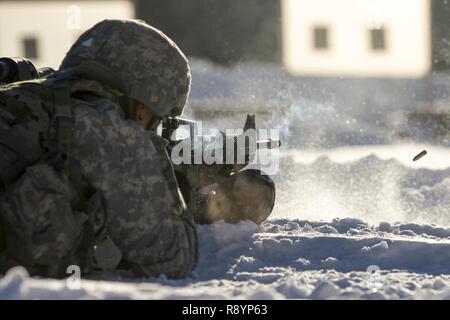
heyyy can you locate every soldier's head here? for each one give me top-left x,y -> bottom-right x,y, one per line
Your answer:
60,19 -> 191,129
198,170 -> 276,225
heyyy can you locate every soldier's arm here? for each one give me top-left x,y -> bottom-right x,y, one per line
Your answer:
71,100 -> 197,279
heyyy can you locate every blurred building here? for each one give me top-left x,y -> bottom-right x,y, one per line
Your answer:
136,0 -> 450,76
282,0 -> 450,78
431,0 -> 450,72
0,0 -> 134,69
2,0 -> 449,76
282,0 -> 431,78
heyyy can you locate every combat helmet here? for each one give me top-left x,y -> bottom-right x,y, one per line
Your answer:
60,19 -> 191,118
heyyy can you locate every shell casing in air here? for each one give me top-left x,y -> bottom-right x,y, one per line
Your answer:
413,150 -> 427,161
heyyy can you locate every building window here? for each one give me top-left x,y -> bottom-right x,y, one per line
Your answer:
370,27 -> 387,51
22,37 -> 39,59
313,26 -> 329,50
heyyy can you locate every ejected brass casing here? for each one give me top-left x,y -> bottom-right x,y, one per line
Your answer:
413,150 -> 427,161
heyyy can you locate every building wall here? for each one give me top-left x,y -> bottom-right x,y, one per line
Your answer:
282,0 -> 431,78
0,0 -> 134,69
432,0 -> 450,71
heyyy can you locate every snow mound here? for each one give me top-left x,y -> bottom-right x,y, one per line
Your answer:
275,151 -> 450,226
2,219 -> 450,300
2,151 -> 450,299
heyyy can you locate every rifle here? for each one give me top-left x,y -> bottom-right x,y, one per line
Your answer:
0,56 -> 280,223
162,115 -> 280,163
161,114 -> 281,222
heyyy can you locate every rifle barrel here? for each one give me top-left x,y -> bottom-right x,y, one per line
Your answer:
256,139 -> 281,150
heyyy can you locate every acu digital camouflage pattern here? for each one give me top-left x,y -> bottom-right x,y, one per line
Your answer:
0,78 -> 197,278
69,93 -> 197,278
0,78 -> 89,276
60,19 -> 191,118
0,19 -> 198,278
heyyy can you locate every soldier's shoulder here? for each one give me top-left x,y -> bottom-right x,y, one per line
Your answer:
0,80 -> 53,115
72,96 -> 123,120
0,79 -> 50,98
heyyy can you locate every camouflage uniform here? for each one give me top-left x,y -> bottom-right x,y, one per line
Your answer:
0,20 -> 197,279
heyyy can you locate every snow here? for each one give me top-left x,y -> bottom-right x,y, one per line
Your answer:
3,213 -> 450,299
3,128 -> 450,299
3,62 -> 450,299
3,150 -> 450,300
275,146 -> 450,226
284,144 -> 450,170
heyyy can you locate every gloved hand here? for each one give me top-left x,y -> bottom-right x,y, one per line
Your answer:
195,169 -> 275,225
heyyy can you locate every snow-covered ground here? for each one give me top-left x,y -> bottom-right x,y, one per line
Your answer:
3,214 -> 450,299
276,145 -> 450,226
2,62 -> 450,299
2,145 -> 450,300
